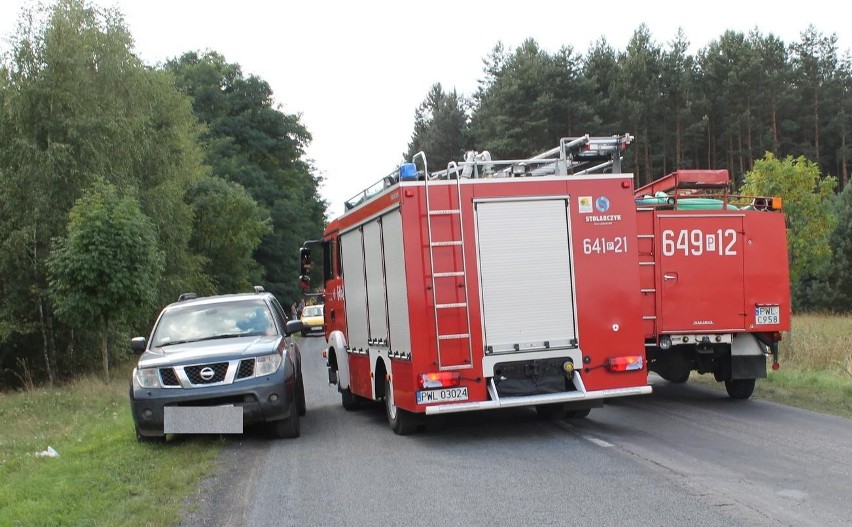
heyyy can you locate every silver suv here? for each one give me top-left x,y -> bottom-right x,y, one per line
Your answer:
129,287 -> 305,442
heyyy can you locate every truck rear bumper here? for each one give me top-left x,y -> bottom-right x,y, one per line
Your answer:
424,375 -> 652,415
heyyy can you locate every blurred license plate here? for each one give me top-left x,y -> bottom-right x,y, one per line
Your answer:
755,305 -> 780,325
416,387 -> 468,405
164,406 -> 243,434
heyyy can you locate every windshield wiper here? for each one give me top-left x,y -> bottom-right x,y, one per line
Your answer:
158,339 -> 196,347
194,333 -> 251,342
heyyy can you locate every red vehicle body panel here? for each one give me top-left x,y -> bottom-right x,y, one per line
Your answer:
323,174 -> 651,415
636,172 -> 791,341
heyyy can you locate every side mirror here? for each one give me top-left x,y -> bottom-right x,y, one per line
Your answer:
285,319 -> 303,336
131,336 -> 147,354
299,246 -> 312,290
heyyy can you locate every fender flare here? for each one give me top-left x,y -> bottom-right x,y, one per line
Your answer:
326,330 -> 351,390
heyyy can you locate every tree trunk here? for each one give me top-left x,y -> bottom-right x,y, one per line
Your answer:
102,318 -> 110,383
771,105 -> 779,154
814,91 -> 820,163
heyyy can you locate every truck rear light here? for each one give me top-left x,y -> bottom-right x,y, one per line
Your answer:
419,371 -> 461,389
607,356 -> 644,372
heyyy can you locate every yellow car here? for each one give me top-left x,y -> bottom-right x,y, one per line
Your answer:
300,304 -> 325,337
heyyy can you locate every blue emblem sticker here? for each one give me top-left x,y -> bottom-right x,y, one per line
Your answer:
595,196 -> 610,212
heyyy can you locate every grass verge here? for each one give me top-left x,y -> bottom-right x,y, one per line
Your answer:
0,363 -> 222,527
691,313 -> 852,419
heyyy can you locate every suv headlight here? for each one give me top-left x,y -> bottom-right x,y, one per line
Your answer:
255,354 -> 282,376
136,367 -> 161,388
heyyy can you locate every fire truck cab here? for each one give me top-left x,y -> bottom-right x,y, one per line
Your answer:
303,135 -> 652,434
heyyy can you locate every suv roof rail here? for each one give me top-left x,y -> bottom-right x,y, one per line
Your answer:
178,292 -> 198,302
253,285 -> 265,294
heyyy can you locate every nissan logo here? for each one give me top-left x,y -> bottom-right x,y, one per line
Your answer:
199,367 -> 215,381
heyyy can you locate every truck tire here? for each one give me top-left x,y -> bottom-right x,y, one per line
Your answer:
341,387 -> 362,410
384,377 -> 419,435
564,408 -> 591,419
657,350 -> 691,383
724,378 -> 756,400
535,404 -> 566,420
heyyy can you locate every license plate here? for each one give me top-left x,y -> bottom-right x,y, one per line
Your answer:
416,387 -> 469,405
755,305 -> 780,325
164,406 -> 243,434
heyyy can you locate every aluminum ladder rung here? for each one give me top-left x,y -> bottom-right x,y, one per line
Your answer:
428,209 -> 460,215
438,333 -> 471,340
423,170 -> 473,371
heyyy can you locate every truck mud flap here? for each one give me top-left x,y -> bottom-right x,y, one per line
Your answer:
731,355 -> 767,380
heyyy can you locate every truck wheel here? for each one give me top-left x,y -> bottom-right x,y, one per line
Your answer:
657,350 -> 691,383
724,378 -> 756,400
341,387 -> 361,411
384,377 -> 419,435
271,398 -> 300,438
564,408 -> 591,419
535,404 -> 566,420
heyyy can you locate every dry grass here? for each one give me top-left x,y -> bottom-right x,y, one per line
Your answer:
780,313 -> 852,375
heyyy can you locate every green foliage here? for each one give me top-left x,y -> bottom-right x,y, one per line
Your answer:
797,184 -> 852,311
48,181 -> 162,327
740,153 -> 837,295
0,368 -> 221,526
472,38 -> 587,158
404,83 -> 470,170
0,0 -> 207,385
165,51 -> 326,303
186,175 -> 271,293
48,180 -> 163,381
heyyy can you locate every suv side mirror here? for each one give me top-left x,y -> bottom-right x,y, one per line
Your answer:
131,336 -> 147,354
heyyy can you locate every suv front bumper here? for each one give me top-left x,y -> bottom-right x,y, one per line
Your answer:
130,367 -> 295,438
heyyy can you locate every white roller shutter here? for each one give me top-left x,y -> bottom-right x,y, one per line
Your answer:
475,198 -> 577,354
341,228 -> 368,348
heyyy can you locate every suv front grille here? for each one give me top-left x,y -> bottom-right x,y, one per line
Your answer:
160,368 -> 180,386
236,359 -> 255,379
185,362 -> 228,384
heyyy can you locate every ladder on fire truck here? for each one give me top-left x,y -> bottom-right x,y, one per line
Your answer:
414,152 -> 474,371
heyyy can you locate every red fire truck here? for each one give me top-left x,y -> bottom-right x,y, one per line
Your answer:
301,135 -> 652,434
634,170 -> 791,398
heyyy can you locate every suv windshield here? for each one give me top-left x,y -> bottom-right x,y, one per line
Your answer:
151,299 -> 276,348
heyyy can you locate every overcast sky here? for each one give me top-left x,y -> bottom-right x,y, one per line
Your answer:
1,1 -> 849,217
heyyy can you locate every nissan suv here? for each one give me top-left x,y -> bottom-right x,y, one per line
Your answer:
129,287 -> 305,442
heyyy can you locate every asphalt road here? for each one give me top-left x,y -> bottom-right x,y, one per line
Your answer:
180,336 -> 852,527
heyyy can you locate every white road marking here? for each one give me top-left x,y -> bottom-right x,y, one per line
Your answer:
582,434 -> 613,448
